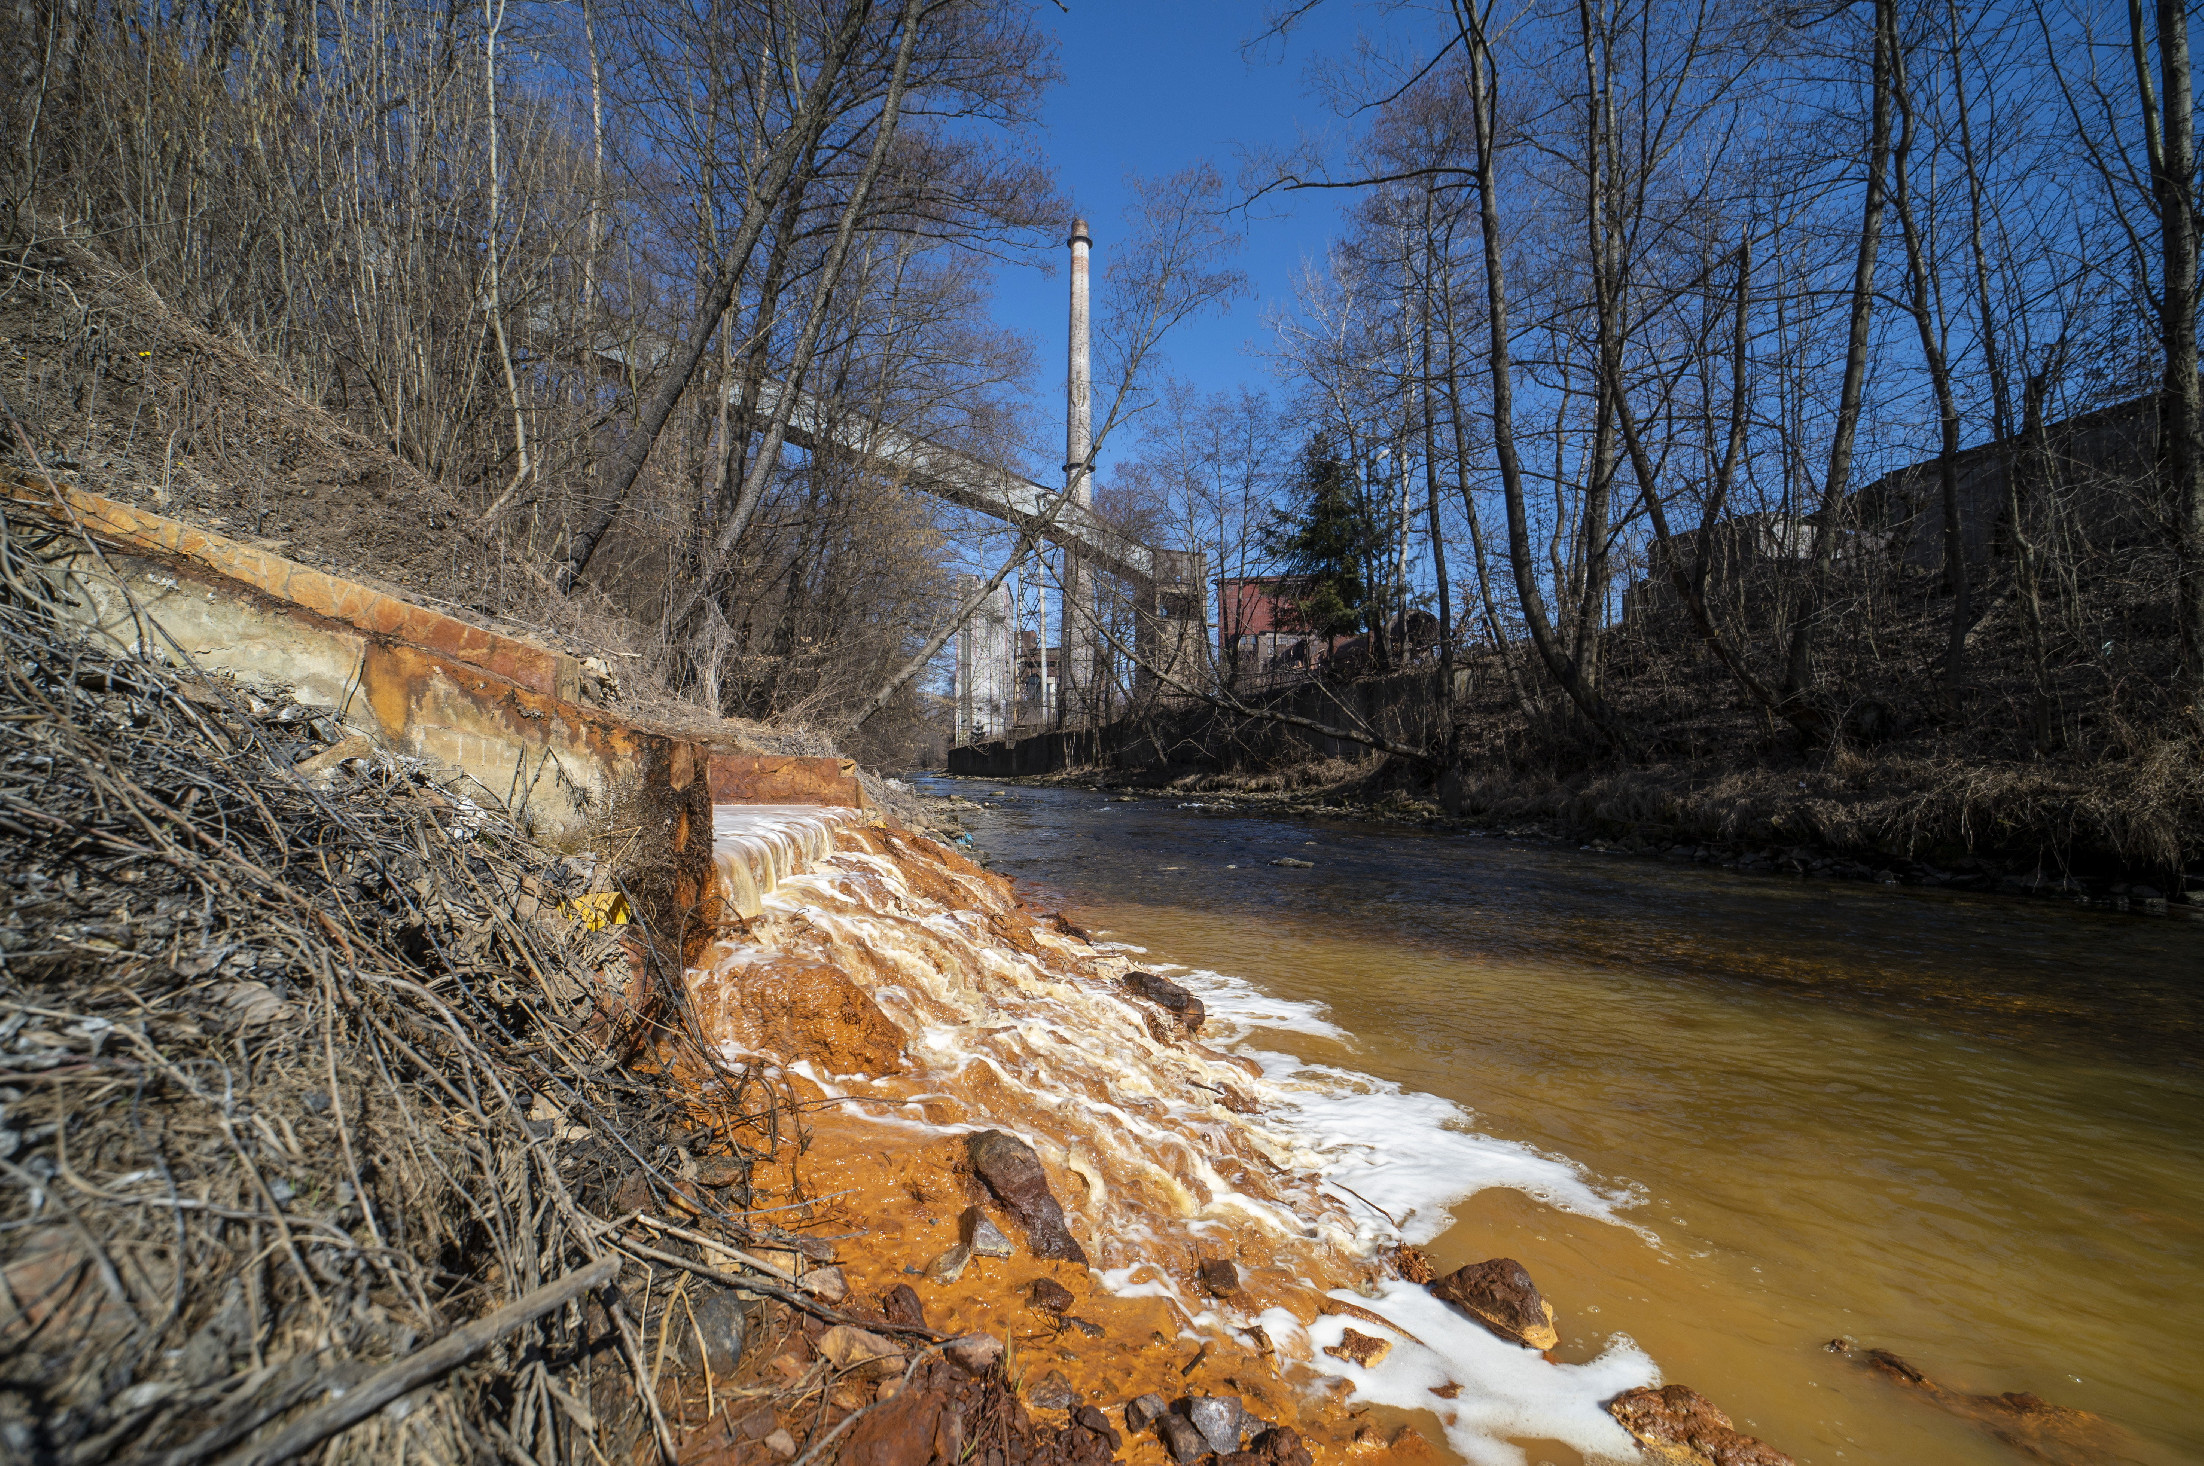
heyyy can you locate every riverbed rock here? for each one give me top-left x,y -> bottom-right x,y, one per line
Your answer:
962,1204 -> 1015,1258
1430,1257 -> 1559,1350
1607,1384 -> 1794,1466
836,1363 -> 964,1466
1072,1405 -> 1120,1447
1123,971 -> 1206,1033
1250,1426 -> 1314,1466
1027,1369 -> 1079,1411
1269,857 -> 1314,868
924,1243 -> 971,1283
1157,1412 -> 1209,1463
1391,1244 -> 1433,1284
815,1324 -> 903,1378
943,1332 -> 1002,1374
1185,1396 -> 1248,1453
879,1283 -> 927,1331
691,956 -> 906,1076
679,1291 -> 754,1375
1028,1276 -> 1076,1315
1324,1327 -> 1392,1368
966,1130 -> 1089,1263
1124,1393 -> 1170,1431
799,1265 -> 848,1303
691,1155 -> 747,1188
1197,1257 -> 1241,1297
1826,1340 -> 2116,1465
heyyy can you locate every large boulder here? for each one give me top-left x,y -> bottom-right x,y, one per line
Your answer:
965,1130 -> 1089,1264
1429,1257 -> 1559,1350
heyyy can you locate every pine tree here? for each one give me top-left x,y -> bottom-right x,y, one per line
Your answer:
1265,432 -> 1380,638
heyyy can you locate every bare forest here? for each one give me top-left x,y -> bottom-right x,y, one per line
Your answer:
1097,0 -> 2204,883
5,0 -> 2202,876
2,0 -> 1081,765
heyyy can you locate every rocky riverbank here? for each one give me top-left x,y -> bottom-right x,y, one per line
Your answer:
660,807 -> 1854,1466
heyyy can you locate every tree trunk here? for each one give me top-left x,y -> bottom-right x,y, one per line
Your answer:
1780,0 -> 1894,724
2137,0 -> 2204,707
558,0 -> 878,592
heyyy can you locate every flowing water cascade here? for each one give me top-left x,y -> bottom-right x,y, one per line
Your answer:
683,810 -> 1675,1465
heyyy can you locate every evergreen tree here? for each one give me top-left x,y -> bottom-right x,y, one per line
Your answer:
1265,432 -> 1380,638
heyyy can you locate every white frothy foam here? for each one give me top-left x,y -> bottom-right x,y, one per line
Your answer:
1161,965 -> 1349,1041
1241,1049 -> 1646,1248
1303,1283 -> 1655,1466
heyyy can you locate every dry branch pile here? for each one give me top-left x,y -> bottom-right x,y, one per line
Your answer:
0,503 -> 862,1464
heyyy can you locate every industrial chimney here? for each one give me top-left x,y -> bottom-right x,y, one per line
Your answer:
1066,216 -> 1093,507
1059,217 -> 1094,727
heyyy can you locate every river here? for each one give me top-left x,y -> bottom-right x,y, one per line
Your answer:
916,776 -> 2203,1466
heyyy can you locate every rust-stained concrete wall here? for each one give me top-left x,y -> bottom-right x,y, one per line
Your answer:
6,476 -> 862,941
708,754 -> 865,808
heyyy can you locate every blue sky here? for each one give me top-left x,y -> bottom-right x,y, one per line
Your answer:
981,1 -> 1384,481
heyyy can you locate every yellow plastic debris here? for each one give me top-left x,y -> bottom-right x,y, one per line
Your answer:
565,891 -> 630,931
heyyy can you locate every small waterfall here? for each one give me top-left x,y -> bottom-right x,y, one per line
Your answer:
707,804 -> 862,917
682,811 -> 1657,1463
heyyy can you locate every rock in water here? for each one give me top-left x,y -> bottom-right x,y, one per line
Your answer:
1607,1385 -> 1795,1466
1071,1405 -> 1121,1450
924,1243 -> 971,1283
1124,1393 -> 1170,1431
1027,1369 -> 1079,1410
1251,1426 -> 1315,1466
879,1283 -> 927,1331
1324,1327 -> 1392,1368
1197,1257 -> 1241,1297
961,1204 -> 1015,1258
1391,1244 -> 1433,1284
965,1130 -> 1089,1263
943,1333 -> 1002,1375
1186,1396 -> 1247,1454
1123,971 -> 1206,1032
1826,1340 -> 2117,1465
1430,1257 -> 1560,1350
1027,1276 -> 1076,1315
1157,1413 -> 1209,1464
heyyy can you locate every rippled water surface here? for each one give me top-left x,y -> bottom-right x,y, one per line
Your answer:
920,778 -> 2204,1466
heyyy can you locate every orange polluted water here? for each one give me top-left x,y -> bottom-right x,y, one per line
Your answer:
924,781 -> 2204,1466
683,810 -> 1661,1463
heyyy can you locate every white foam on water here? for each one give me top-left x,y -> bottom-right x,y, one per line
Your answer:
1239,1049 -> 1648,1248
1303,1283 -> 1655,1466
1159,965 -> 1350,1041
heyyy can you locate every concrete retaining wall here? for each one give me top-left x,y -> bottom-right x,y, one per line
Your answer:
6,474 -> 863,940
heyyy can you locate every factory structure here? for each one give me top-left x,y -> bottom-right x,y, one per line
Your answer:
951,218 -> 1207,748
